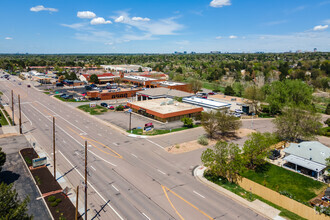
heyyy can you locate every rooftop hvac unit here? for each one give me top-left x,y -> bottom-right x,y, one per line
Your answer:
167,100 -> 174,105
160,102 -> 166,106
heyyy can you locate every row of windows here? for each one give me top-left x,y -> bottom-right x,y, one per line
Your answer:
111,93 -> 128,99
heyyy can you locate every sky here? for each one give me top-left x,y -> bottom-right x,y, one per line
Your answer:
0,0 -> 330,54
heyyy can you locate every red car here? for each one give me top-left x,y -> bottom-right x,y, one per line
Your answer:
108,106 -> 114,110
208,92 -> 215,95
201,96 -> 207,99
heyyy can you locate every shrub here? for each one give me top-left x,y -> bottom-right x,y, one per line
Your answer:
181,117 -> 193,128
35,176 -> 41,185
55,198 -> 62,203
115,105 -> 124,111
198,135 -> 209,146
48,196 -> 56,202
50,201 -> 58,207
24,157 -> 32,165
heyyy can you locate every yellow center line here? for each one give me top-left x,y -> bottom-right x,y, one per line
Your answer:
162,185 -> 213,220
162,185 -> 185,220
67,126 -> 123,159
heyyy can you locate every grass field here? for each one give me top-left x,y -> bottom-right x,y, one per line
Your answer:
0,106 -> 10,126
127,125 -> 200,136
202,81 -> 225,92
78,104 -> 108,115
204,171 -> 306,220
241,163 -> 327,204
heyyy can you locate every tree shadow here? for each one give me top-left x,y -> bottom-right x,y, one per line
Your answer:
0,171 -> 20,184
255,163 -> 271,174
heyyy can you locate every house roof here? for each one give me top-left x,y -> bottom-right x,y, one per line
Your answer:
283,154 -> 326,172
284,141 -> 330,165
137,88 -> 193,98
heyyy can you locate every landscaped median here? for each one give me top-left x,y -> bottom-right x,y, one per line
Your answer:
78,104 -> 108,115
127,124 -> 200,136
20,148 -> 80,220
54,95 -> 89,103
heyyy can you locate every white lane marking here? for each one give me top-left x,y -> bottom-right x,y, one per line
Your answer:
146,139 -> 164,149
131,153 -> 138,158
58,150 -> 123,220
112,184 -> 119,192
142,213 -> 151,220
63,140 -> 66,144
157,169 -> 166,175
193,191 -> 205,199
88,150 -> 117,167
36,101 -> 86,133
21,110 -> 33,126
98,134 -> 102,136
112,142 -> 118,146
85,126 -> 89,129
90,166 -> 96,171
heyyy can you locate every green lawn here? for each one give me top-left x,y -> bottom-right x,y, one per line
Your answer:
204,171 -> 306,220
43,92 -> 50,95
202,81 -> 225,92
0,110 -> 9,126
78,104 -> 108,115
127,125 -> 200,136
241,163 -> 327,204
54,95 -> 89,102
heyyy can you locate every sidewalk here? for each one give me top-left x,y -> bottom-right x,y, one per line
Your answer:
194,166 -> 285,220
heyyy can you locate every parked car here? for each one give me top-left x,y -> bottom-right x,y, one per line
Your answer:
60,93 -> 67,98
201,96 -> 208,99
100,103 -> 108,107
27,85 -> 31,87
235,109 -> 243,114
208,92 -> 215,95
108,105 -> 114,110
233,113 -> 241,117
18,82 -> 21,85
85,85 -> 92,90
56,83 -> 64,87
90,84 -> 97,88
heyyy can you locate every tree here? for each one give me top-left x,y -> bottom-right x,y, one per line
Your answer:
273,106 -> 322,142
201,141 -> 244,183
325,118 -> 330,127
326,157 -> 330,176
0,147 -> 5,172
224,86 -> 235,96
243,85 -> 263,113
201,111 -> 218,139
188,78 -> 203,94
201,111 -> 241,139
138,67 -> 143,72
114,77 -> 122,86
0,183 -> 32,219
90,74 -> 99,84
326,104 -> 330,115
181,117 -> 193,128
242,132 -> 279,169
263,80 -> 313,114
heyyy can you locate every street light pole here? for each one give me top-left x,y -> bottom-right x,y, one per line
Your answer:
53,117 -> 56,180
129,111 -> 132,131
75,185 -> 79,220
11,90 -> 14,125
84,140 -> 88,220
18,95 -> 22,134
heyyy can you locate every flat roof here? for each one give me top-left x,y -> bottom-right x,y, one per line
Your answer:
137,88 -> 193,98
124,75 -> 158,82
160,81 -> 186,86
284,154 -> 326,172
182,97 -> 231,109
130,98 -> 202,114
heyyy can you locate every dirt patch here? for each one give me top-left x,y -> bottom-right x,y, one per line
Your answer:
45,193 -> 81,220
20,148 -> 39,166
31,167 -> 62,194
166,128 -> 255,154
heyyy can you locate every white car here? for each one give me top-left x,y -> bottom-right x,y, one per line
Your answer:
233,113 -> 241,117
235,109 -> 243,114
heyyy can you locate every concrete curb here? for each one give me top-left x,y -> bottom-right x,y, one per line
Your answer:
18,150 -> 54,220
193,166 -> 281,220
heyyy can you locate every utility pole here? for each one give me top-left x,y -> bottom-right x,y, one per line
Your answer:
84,141 -> 88,220
53,117 -> 56,180
75,185 -> 79,220
11,90 -> 14,125
18,95 -> 22,134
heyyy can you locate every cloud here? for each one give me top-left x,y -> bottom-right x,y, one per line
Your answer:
90,17 -> 112,25
5,37 -> 13,40
113,13 -> 183,35
262,20 -> 287,26
30,5 -> 58,12
313,24 -> 328,31
175,40 -> 190,45
215,36 -> 222,39
210,0 -> 231,8
324,19 -> 330,24
229,35 -> 237,39
61,23 -> 89,30
132,17 -> 150,22
115,15 -> 125,23
77,11 -> 96,19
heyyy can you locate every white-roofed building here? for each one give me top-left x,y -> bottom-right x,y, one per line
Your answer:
182,97 -> 231,112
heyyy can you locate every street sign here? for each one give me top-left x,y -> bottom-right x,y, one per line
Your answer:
89,103 -> 96,108
128,108 -> 132,113
145,127 -> 152,132
32,157 -> 47,168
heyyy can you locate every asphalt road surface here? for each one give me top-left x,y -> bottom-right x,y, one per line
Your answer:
0,77 -> 265,220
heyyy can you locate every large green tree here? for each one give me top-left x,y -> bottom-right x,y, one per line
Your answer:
263,80 -> 313,114
201,141 -> 244,182
0,183 -> 32,220
242,132 -> 279,169
188,78 -> 203,94
243,85 -> 264,113
0,147 -> 6,172
201,111 -> 241,139
273,106 -> 322,142
89,74 -> 99,84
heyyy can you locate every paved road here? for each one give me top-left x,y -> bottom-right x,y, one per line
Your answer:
0,77 -> 265,220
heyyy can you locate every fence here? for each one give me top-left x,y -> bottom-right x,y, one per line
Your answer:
238,177 -> 329,220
